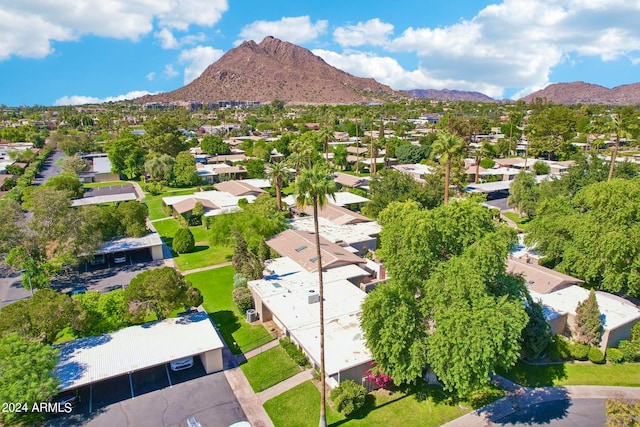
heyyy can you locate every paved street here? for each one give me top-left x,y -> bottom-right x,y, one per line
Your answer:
33,149 -> 64,185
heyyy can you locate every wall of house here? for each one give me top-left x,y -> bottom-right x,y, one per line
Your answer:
151,245 -> 164,261
347,237 -> 377,254
548,313 -> 568,336
250,291 -> 273,322
332,362 -> 371,389
199,348 -> 223,373
604,318 -> 640,349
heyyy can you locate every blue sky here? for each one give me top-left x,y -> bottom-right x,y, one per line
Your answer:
1,0 -> 639,106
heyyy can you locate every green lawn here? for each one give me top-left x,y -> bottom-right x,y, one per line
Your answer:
240,345 -> 301,392
153,218 -> 209,242
264,381 -> 469,427
83,180 -> 127,189
142,187 -> 199,220
173,245 -> 233,271
500,360 -> 640,387
186,266 -> 274,354
502,211 -> 532,230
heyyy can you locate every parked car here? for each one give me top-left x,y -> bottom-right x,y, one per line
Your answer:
113,251 -> 127,264
170,356 -> 194,371
70,286 -> 87,297
90,254 -> 106,266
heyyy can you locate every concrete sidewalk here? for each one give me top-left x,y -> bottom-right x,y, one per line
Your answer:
256,369 -> 314,403
225,368 -> 275,427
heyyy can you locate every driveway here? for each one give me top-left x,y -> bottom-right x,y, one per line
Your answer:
33,149 -> 64,185
48,371 -> 248,427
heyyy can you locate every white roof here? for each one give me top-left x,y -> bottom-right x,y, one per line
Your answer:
99,232 -> 163,254
327,192 -> 369,207
241,178 -> 271,189
55,311 -> 223,391
530,285 -> 640,330
71,192 -> 137,207
250,257 -> 371,376
92,156 -> 113,174
163,190 -> 256,211
290,216 -> 380,246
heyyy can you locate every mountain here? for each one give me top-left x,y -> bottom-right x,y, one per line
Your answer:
403,88 -> 494,102
520,81 -> 640,105
136,36 -> 399,105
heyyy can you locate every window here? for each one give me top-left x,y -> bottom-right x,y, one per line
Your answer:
295,245 -> 308,252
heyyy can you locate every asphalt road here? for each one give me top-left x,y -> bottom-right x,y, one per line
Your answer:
494,398 -> 607,426
33,149 -> 64,185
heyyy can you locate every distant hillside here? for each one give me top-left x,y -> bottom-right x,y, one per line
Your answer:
520,81 -> 640,105
136,36 -> 400,105
404,88 -> 494,102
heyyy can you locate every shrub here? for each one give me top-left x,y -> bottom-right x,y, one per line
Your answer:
570,342 -> 590,360
533,161 -> 550,175
479,158 -> 495,169
467,386 -> 505,409
279,337 -> 310,367
547,335 -> 571,361
173,227 -> 195,254
145,181 -> 163,195
233,273 -> 248,289
588,347 -> 605,364
232,287 -> 254,314
618,340 -> 640,363
330,380 -> 367,416
631,322 -> 640,342
606,348 -> 625,364
365,363 -> 394,390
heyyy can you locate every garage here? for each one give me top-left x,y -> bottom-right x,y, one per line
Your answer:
96,232 -> 165,264
54,310 -> 224,414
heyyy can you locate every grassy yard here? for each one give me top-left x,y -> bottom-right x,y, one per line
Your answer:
502,211 -> 532,230
83,180 -> 127,189
152,218 -> 209,242
500,360 -> 640,387
240,345 -> 301,392
142,187 -> 199,220
264,381 -> 469,427
186,266 -> 274,354
173,245 -> 233,271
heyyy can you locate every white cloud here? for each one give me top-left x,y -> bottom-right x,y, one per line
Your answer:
54,90 -> 155,106
0,0 -> 228,60
155,28 -> 178,49
146,72 -> 156,81
383,0 -> 640,98
333,19 -> 394,48
155,28 -> 207,49
164,64 -> 179,79
237,16 -> 327,45
178,46 -> 224,84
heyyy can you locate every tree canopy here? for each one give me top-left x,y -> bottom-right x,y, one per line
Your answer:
362,199 -> 528,397
124,267 -> 203,321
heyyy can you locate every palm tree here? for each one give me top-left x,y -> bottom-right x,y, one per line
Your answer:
318,126 -> 334,162
294,162 -> 336,427
607,114 -> 622,181
267,161 -> 288,211
431,130 -> 464,204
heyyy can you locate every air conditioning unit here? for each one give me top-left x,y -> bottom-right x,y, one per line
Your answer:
308,291 -> 320,304
246,309 -> 259,322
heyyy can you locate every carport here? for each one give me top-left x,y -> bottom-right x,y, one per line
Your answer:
98,232 -> 164,263
54,310 -> 224,413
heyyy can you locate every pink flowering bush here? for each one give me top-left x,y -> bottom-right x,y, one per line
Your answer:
365,363 -> 395,390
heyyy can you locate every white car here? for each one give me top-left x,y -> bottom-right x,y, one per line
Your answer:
170,357 -> 194,371
113,251 -> 127,264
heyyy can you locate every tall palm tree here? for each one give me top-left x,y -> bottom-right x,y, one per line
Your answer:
431,130 -> 464,204
294,162 -> 336,427
607,114 -> 622,181
267,161 -> 288,211
318,126 -> 334,162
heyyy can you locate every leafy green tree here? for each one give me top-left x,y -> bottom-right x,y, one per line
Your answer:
106,134 -> 146,179
230,227 -> 264,280
246,158 -> 266,178
0,198 -> 24,256
525,105 -> 577,160
395,144 -> 430,164
0,334 -> 60,426
60,155 -> 89,175
172,151 -> 198,187
508,171 -> 538,218
173,227 -> 195,254
124,267 -> 203,321
606,398 -> 640,427
431,130 -> 464,204
528,179 -> 640,296
532,161 -> 550,175
201,135 -> 230,155
45,173 -> 84,198
116,201 -> 148,237
140,115 -> 187,156
574,289 -> 603,346
521,301 -> 552,360
73,290 -> 128,336
190,201 -> 204,226
294,162 -> 337,427
145,154 -> 175,182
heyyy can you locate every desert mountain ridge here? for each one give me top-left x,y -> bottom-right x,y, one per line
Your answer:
520,81 -> 640,105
